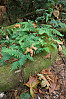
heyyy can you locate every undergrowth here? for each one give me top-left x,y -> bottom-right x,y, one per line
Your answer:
0,20 -> 64,70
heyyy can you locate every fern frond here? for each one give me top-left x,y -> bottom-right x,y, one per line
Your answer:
2,47 -> 23,58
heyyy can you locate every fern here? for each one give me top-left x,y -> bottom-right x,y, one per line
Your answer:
50,19 -> 66,28
2,47 -> 23,58
1,21 -> 63,70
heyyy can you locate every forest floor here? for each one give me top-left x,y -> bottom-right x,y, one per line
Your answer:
0,51 -> 65,99
0,8 -> 66,99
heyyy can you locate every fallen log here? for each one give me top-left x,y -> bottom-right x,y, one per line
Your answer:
0,47 -> 58,92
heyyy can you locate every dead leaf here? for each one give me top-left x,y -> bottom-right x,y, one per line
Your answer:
49,83 -> 56,93
14,24 -> 21,29
43,54 -> 51,59
24,47 -> 33,57
24,75 -> 40,97
31,44 -> 38,51
58,45 -> 62,52
39,89 -> 45,94
54,40 -> 63,45
55,84 -> 60,90
37,68 -> 60,92
49,83 -> 60,93
6,35 -> 9,40
41,68 -> 54,82
14,90 -> 17,97
32,23 -> 37,28
49,75 -> 60,93
37,74 -> 50,89
59,37 -> 64,42
0,54 -> 2,59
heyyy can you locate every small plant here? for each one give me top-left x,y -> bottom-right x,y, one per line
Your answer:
35,8 -> 53,23
0,21 -> 63,70
50,19 -> 66,28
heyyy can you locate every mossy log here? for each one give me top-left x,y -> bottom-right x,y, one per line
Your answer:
0,47 -> 58,92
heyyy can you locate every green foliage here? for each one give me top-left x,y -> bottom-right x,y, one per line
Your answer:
36,8 -> 53,23
50,19 -> 66,28
0,21 -> 63,70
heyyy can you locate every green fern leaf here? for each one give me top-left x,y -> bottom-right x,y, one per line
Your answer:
43,47 -> 50,53
11,61 -> 19,71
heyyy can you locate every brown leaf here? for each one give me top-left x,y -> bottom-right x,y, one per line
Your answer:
24,47 -> 33,57
55,84 -> 60,90
37,68 -> 60,92
39,89 -> 45,94
0,54 -> 2,59
24,75 -> 40,97
14,24 -> 21,29
59,37 -> 64,42
6,35 -> 9,40
37,74 -> 50,89
49,83 -> 56,93
49,83 -> 60,93
54,40 -> 63,45
41,68 -> 54,82
32,23 -> 37,28
54,74 -> 58,83
43,54 -> 51,59
14,90 -> 17,97
25,75 -> 39,88
49,75 -> 60,93
31,44 -> 38,51
58,45 -> 62,52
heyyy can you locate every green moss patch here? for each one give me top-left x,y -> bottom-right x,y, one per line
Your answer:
0,47 -> 57,92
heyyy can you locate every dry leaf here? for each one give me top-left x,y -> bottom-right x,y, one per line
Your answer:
24,47 -> 33,57
32,23 -> 37,28
59,37 -> 64,42
0,54 -> 2,59
49,83 -> 56,93
43,54 -> 51,59
58,45 -> 62,52
49,75 -> 60,93
37,74 -> 50,89
14,24 -> 21,29
24,75 -> 40,97
39,89 -> 45,94
6,35 -> 9,40
37,68 -> 60,92
14,90 -> 17,97
55,84 -> 60,90
31,44 -> 38,51
54,40 -> 63,45
49,83 -> 60,93
41,68 -> 54,82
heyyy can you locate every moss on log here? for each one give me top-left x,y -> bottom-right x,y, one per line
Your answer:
0,47 -> 58,92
